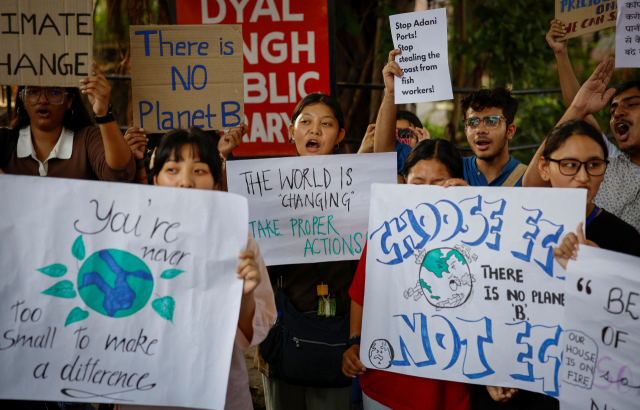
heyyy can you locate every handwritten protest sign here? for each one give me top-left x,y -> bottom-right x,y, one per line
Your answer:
0,0 -> 93,87
555,0 -> 617,39
560,247 -> 640,410
362,184 -> 585,396
0,175 -> 248,410
389,8 -> 453,104
226,153 -> 396,265
615,4 -> 640,67
130,25 -> 243,133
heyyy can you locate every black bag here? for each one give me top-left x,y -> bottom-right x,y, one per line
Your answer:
0,127 -> 20,171
261,286 -> 351,388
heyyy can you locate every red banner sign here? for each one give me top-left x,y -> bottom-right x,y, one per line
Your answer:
175,0 -> 331,156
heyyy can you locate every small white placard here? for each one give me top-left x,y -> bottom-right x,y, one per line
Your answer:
389,8 -> 454,104
616,4 -> 640,68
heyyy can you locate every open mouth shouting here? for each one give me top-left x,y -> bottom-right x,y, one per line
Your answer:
35,107 -> 52,119
474,137 -> 491,151
615,120 -> 632,142
305,138 -> 320,152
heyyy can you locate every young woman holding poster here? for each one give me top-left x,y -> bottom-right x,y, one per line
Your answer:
344,138 -> 476,410
255,92 -> 358,410
116,127 -> 276,410
0,62 -> 135,181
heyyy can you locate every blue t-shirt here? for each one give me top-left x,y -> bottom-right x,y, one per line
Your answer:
463,156 -> 524,186
395,142 -> 412,174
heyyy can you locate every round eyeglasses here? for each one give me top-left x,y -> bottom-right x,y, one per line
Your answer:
20,87 -> 68,105
463,116 -> 506,129
547,158 -> 609,176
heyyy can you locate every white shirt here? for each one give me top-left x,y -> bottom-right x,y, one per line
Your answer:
17,125 -> 74,176
595,151 -> 640,233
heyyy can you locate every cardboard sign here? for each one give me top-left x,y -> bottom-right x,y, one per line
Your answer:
0,0 -> 94,87
555,0 -> 617,39
560,247 -> 640,410
389,8 -> 453,104
226,153 -> 396,265
130,24 -> 244,133
175,0 -> 330,157
362,184 -> 585,396
0,175 -> 248,410
615,4 -> 640,67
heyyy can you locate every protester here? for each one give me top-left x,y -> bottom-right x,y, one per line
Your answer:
118,127 -> 276,410
0,62 -> 135,181
255,92 -> 356,410
459,87 -> 526,186
125,124 -> 248,188
344,138 -> 476,410
535,121 -> 640,261
531,31 -> 640,231
358,110 -> 428,155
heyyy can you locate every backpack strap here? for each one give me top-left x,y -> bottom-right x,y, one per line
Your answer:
0,127 -> 20,172
502,163 -> 527,187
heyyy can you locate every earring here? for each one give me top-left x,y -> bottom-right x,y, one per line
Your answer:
289,136 -> 294,144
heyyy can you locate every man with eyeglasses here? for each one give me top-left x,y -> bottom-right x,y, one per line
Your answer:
460,88 -> 527,187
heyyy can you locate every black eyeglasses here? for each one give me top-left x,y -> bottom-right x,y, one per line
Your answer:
20,87 -> 68,105
547,158 -> 609,176
463,116 -> 507,129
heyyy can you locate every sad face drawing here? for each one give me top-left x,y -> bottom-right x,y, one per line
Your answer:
368,339 -> 394,369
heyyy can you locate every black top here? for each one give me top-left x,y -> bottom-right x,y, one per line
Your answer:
586,209 -> 640,257
268,260 -> 358,316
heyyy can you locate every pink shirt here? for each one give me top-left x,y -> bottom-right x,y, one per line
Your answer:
118,233 -> 276,410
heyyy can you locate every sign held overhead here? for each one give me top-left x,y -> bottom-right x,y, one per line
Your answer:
0,0 -> 94,87
130,25 -> 244,133
555,0 -> 618,39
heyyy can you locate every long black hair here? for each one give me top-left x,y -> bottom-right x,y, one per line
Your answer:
542,120 -> 608,161
9,86 -> 94,132
402,139 -> 464,179
152,127 -> 222,185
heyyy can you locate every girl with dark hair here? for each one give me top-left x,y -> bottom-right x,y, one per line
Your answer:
344,138 -> 473,410
0,62 -> 135,181
119,127 -> 276,410
289,92 -> 346,155
537,120 -> 640,262
256,92 -> 358,410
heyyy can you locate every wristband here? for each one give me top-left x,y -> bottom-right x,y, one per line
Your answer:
94,104 -> 115,124
346,334 -> 361,350
136,158 -> 146,170
384,87 -> 394,97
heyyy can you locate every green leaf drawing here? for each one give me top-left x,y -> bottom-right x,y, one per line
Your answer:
36,264 -> 67,278
160,269 -> 184,280
65,307 -> 89,327
72,235 -> 86,260
152,296 -> 175,323
42,280 -> 76,299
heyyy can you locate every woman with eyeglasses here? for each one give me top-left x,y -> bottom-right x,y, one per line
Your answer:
534,120 -> 640,260
0,62 -> 135,181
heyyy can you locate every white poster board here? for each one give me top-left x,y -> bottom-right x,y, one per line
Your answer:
226,153 -> 396,266
616,4 -> 640,68
362,184 -> 585,397
0,175 -> 248,410
560,247 -> 640,410
389,8 -> 453,104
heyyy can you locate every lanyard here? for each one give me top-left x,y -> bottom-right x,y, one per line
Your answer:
586,205 -> 600,226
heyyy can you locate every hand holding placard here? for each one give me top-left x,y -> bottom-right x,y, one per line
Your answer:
389,8 -> 453,104
130,25 -> 244,133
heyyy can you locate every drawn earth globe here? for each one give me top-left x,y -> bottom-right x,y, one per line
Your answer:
77,249 -> 154,318
419,247 -> 472,309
